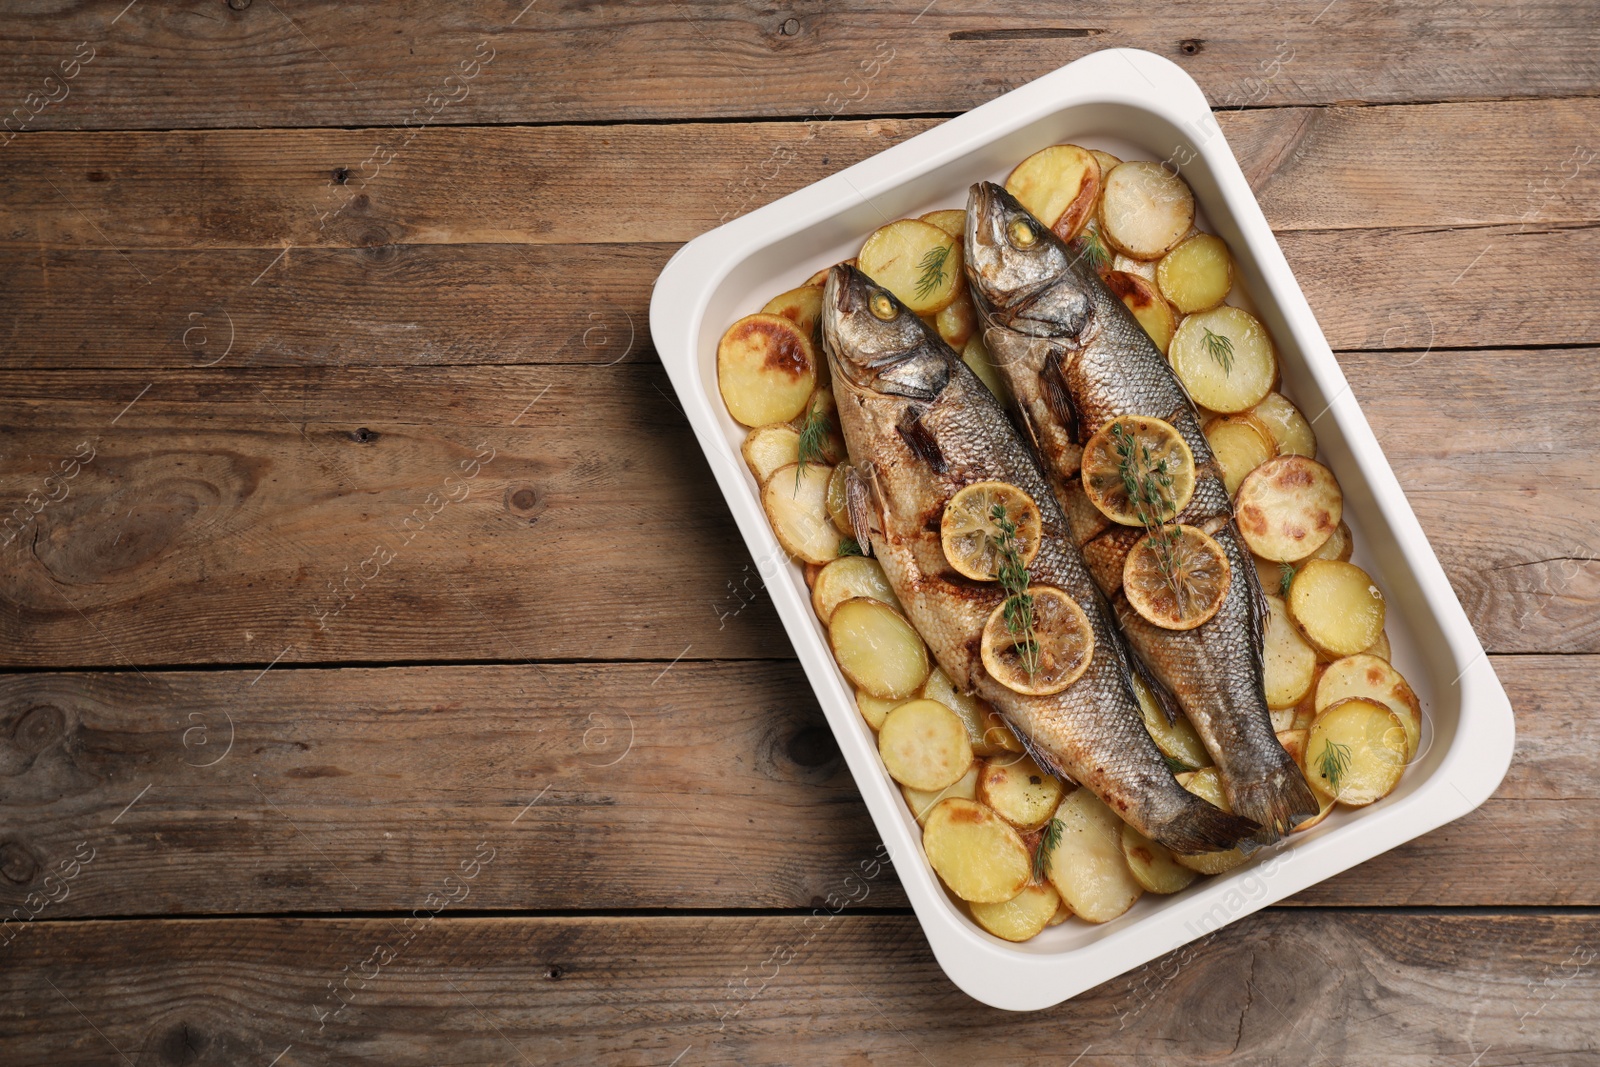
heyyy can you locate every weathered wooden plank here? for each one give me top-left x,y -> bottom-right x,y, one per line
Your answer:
3,100 -> 1594,250
0,655 -> 1590,914
1,223 -> 1596,374
1,912 -> 1595,1064
1,1 -> 1596,132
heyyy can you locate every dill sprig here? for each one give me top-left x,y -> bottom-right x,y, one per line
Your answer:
1278,563 -> 1295,598
838,537 -> 864,557
1033,816 -> 1064,881
1073,227 -> 1109,273
990,503 -> 1041,679
913,244 -> 952,300
1202,327 -> 1234,374
1162,753 -> 1193,775
1319,739 -> 1352,795
1111,421 -> 1186,608
795,401 -> 831,488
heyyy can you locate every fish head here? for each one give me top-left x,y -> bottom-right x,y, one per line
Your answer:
965,181 -> 1094,342
822,263 -> 951,401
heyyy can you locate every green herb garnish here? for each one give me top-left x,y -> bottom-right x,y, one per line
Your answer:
1033,816 -> 1064,880
1073,227 -> 1109,272
1163,754 -> 1194,775
991,504 -> 1041,679
913,244 -> 952,300
1202,327 -> 1234,374
1318,739 -> 1352,795
838,537 -> 864,557
1278,563 -> 1295,598
795,402 -> 831,488
1112,421 -> 1184,601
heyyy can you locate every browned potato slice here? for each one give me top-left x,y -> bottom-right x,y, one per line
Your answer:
969,882 -> 1062,941
901,760 -> 980,825
1315,653 -> 1422,759
858,219 -> 963,315
1168,306 -> 1276,413
825,463 -> 852,535
1290,664 -> 1325,731
1006,144 -> 1103,241
923,798 -> 1031,903
811,555 -> 901,623
919,208 -> 967,240
1264,593 -> 1319,708
1204,412 -> 1278,496
762,463 -> 843,564
921,667 -> 1020,756
1250,392 -> 1317,458
718,313 -> 818,426
1132,673 -> 1211,770
1046,788 -> 1143,921
829,597 -> 930,699
1113,252 -> 1157,282
1089,150 -> 1122,183
1305,697 -> 1406,806
977,753 -> 1064,831
1121,823 -> 1198,894
1156,233 -> 1233,314
856,691 -> 899,731
1255,553 -> 1298,599
962,334 -> 1007,399
742,424 -> 801,484
1173,768 -> 1249,875
1102,270 -> 1177,355
879,698 -> 974,791
1276,729 -> 1336,830
1236,455 -> 1344,562
1289,560 -> 1387,659
1099,161 -> 1195,260
762,285 -> 824,346
1363,630 -> 1392,662
934,291 -> 978,349
1046,897 -> 1073,926
1298,520 -> 1353,565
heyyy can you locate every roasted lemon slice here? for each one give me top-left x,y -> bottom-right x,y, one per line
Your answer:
1123,524 -> 1231,631
980,585 -> 1094,696
1080,415 -> 1196,527
940,481 -> 1042,581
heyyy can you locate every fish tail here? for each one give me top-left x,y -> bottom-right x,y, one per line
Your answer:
1151,791 -> 1262,856
1226,759 -> 1322,841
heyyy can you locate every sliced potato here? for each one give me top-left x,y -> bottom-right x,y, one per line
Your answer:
1089,150 -> 1122,183
717,313 -> 817,426
828,596 -> 930,699
1264,594 -> 1319,708
1121,823 -> 1199,894
1315,653 -> 1422,760
1235,455 -> 1344,562
1102,270 -> 1178,354
1046,897 -> 1073,926
762,462 -> 843,564
1255,553 -> 1297,599
919,208 -> 967,240
977,753 -> 1064,832
1204,413 -> 1278,497
1046,787 -> 1143,922
1132,673 -> 1211,770
811,555 -> 901,623
741,424 -> 801,484
1289,559 -> 1387,659
1250,392 -> 1317,458
923,798 -> 1032,903
1006,144 -> 1102,241
858,219 -> 963,315
1275,729 -> 1336,831
856,691 -> 899,731
922,666 -> 1020,756
1363,630 -> 1392,662
1298,520 -> 1353,565
1156,232 -> 1233,314
1168,306 -> 1277,414
1099,161 -> 1195,260
935,291 -> 978,349
902,760 -> 979,825
761,285 -> 824,346
1270,706 -> 1297,733
879,698 -> 974,791
1173,768 -> 1249,875
962,334 -> 1007,399
1305,697 -> 1406,806
825,462 -> 852,535
1113,252 -> 1157,282
970,881 -> 1062,942
1290,665 -> 1325,732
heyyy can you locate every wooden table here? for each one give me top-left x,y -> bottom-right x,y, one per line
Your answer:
1,3 -> 1596,1062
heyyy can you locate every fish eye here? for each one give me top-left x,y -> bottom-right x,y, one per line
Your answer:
869,291 -> 897,321
1007,217 -> 1038,248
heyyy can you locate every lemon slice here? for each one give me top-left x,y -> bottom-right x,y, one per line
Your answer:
1122,524 -> 1231,631
940,481 -> 1042,581
1080,415 -> 1196,527
980,585 -> 1095,696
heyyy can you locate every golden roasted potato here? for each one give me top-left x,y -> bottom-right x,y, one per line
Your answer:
825,463 -> 852,535
741,424 -> 801,484
856,690 -> 899,731
969,881 -> 1063,942
921,667 -> 1022,756
1298,520 -> 1353,565
1204,412 -> 1278,497
935,291 -> 978,349
977,753 -> 1064,831
1132,673 -> 1211,770
923,798 -> 1032,903
1236,455 -> 1344,562
1168,306 -> 1276,414
878,698 -> 974,791
919,208 -> 967,240
1156,232 -> 1233,314
717,313 -> 817,426
1289,559 -> 1386,659
1102,270 -> 1178,354
1099,161 -> 1195,260
1263,594 -> 1319,708
1121,823 -> 1198,894
811,555 -> 901,623
1250,392 -> 1317,458
1305,697 -> 1406,806
901,760 -> 980,825
762,463 -> 842,564
1275,729 -> 1336,831
1006,144 -> 1103,241
1315,653 -> 1422,759
1363,630 -> 1392,662
962,334 -> 1007,399
858,219 -> 963,315
762,285 -> 824,346
828,597 -> 930,699
1046,788 -> 1144,921
1173,768 -> 1249,875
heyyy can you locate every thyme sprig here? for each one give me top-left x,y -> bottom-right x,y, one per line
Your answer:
1033,816 -> 1064,881
1111,421 -> 1186,609
1319,739 -> 1353,795
990,503 -> 1041,679
914,244 -> 952,300
1202,327 -> 1235,374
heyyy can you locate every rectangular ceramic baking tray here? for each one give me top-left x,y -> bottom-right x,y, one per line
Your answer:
650,47 -> 1515,1011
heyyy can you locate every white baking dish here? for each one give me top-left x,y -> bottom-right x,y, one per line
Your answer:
650,47 -> 1515,1011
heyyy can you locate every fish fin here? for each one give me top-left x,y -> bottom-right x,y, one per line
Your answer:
1155,793 -> 1263,856
844,465 -> 879,557
1041,350 -> 1080,443
1230,763 -> 1322,841
1009,723 -> 1078,788
895,406 -> 947,473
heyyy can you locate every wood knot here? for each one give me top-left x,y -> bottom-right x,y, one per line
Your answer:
505,484 -> 545,523
0,840 -> 40,885
544,964 -> 565,980
1179,38 -> 1204,55
227,0 -> 251,10
154,1019 -> 210,1064
785,725 -> 839,770
332,167 -> 351,185
86,170 -> 109,182
12,704 -> 65,757
348,427 -> 378,444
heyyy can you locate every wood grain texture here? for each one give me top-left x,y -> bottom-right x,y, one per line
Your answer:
2,912 -> 1596,1065
4,100 -> 1595,250
1,1 -> 1597,131
0,655 -> 1589,914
